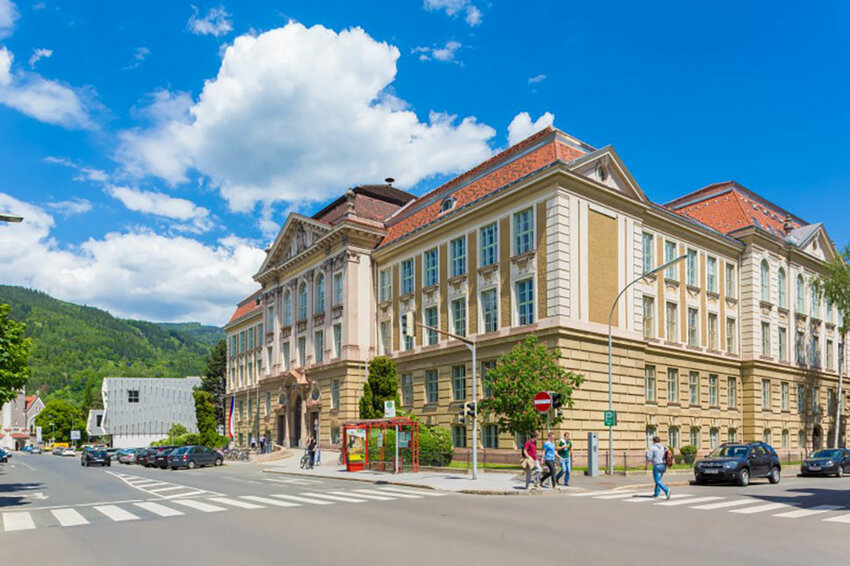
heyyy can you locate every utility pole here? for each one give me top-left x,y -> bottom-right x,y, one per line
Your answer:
836,334 -> 845,449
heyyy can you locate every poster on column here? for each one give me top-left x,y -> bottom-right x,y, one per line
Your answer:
347,428 -> 367,463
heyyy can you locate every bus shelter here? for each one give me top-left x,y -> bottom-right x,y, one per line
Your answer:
342,417 -> 419,474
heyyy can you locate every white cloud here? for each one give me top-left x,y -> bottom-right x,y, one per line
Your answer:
0,47 -> 95,129
123,46 -> 150,70
0,192 -> 263,323
507,111 -> 555,146
107,185 -> 213,233
117,23 -> 496,213
413,40 -> 461,63
46,198 -> 91,216
44,156 -> 109,183
528,74 -> 546,84
187,5 -> 233,37
423,0 -> 482,27
0,0 -> 18,39
28,48 -> 52,68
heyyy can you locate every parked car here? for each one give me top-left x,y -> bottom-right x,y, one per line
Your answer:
29,445 -> 42,455
800,449 -> 850,477
117,449 -> 138,464
136,448 -> 160,466
52,446 -> 64,455
168,446 -> 223,470
81,449 -> 111,467
693,442 -> 781,486
0,448 -> 10,462
153,447 -> 178,469
61,447 -> 77,457
105,448 -> 121,460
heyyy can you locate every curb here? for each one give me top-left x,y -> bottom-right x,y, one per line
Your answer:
262,468 -> 440,491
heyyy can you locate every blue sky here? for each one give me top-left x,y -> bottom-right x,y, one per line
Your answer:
0,0 -> 848,324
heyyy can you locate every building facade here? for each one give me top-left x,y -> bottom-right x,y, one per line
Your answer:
226,127 -> 847,457
0,393 -> 43,449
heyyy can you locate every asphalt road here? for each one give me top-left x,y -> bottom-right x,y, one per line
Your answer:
1,452 -> 847,565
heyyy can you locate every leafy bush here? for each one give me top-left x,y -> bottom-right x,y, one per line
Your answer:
419,425 -> 453,467
680,444 -> 698,464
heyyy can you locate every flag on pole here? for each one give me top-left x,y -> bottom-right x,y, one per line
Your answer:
228,396 -> 235,439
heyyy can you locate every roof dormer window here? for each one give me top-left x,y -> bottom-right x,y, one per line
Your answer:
440,197 -> 456,212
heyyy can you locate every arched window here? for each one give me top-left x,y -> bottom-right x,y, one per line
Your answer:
760,260 -> 770,302
283,289 -> 292,326
728,428 -> 738,443
440,197 -> 456,212
763,428 -> 772,444
796,274 -> 805,313
798,429 -> 806,448
781,429 -> 789,449
298,282 -> 308,321
689,426 -> 700,448
314,272 -> 325,314
777,268 -> 786,309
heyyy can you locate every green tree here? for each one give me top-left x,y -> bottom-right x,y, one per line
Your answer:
479,335 -> 585,436
0,303 -> 31,405
193,389 -> 219,447
359,356 -> 400,419
200,339 -> 227,425
35,399 -> 84,443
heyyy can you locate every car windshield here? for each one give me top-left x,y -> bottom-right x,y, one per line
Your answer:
811,449 -> 841,459
708,445 -> 748,458
91,451 -> 106,457
172,447 -> 188,454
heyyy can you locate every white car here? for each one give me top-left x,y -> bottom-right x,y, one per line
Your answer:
61,447 -> 77,457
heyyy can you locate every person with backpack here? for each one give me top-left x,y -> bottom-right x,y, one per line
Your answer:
538,432 -> 559,488
555,431 -> 573,486
521,431 -> 541,489
646,435 -> 672,499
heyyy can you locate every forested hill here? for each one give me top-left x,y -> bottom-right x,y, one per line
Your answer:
0,285 -> 224,407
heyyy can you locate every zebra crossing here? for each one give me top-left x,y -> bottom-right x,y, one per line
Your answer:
571,488 -> 850,525
105,471 -> 222,499
0,486 -> 444,534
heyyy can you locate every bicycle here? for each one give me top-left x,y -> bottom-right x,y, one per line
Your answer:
300,449 -> 313,469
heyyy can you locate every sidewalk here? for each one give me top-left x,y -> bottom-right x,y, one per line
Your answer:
262,451 -> 694,495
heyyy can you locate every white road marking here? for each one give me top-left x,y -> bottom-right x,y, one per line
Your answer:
240,495 -> 300,508
692,499 -> 756,510
301,492 -> 366,503
823,512 -> 850,523
655,496 -> 721,507
94,505 -> 139,522
263,477 -> 323,486
16,460 -> 37,472
147,486 -> 191,493
208,497 -> 265,509
271,494 -> 334,505
594,492 -> 643,500
377,487 -> 444,497
774,505 -> 842,519
134,502 -> 184,517
171,499 -> 225,513
332,491 -> 394,501
104,470 -> 222,499
51,508 -> 89,527
3,512 -> 36,531
730,502 -> 789,514
354,489 -> 420,499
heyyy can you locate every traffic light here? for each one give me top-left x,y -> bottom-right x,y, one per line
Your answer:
552,392 -> 564,409
403,311 -> 415,339
465,401 -> 476,418
457,408 -> 466,425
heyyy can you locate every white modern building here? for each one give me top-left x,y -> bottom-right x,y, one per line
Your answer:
86,409 -> 105,438
101,377 -> 202,448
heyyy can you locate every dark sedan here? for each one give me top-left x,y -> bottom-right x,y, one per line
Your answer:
801,449 -> 850,477
81,449 -> 111,467
153,447 -> 177,469
140,446 -> 175,468
693,442 -> 781,486
168,446 -> 223,470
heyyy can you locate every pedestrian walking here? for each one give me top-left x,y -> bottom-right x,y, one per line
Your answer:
250,435 -> 257,450
259,435 -> 266,454
307,435 -> 317,469
555,431 -> 573,486
646,435 -> 672,499
539,432 -> 559,488
521,431 -> 541,489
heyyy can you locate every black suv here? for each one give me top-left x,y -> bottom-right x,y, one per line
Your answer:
693,442 -> 781,486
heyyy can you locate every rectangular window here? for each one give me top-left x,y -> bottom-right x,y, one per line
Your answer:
666,302 -> 678,342
709,374 -> 718,406
689,372 -> 700,405
811,334 -> 820,368
230,335 -> 237,356
480,222 -> 498,267
282,341 -> 290,370
726,318 -> 736,354
762,379 -> 771,410
813,386 -> 820,413
516,279 -> 535,325
424,306 -> 439,345
642,296 -> 655,338
482,424 -> 499,449
690,428 -> 700,449
667,368 -> 679,404
725,263 -> 735,298
796,331 -> 805,364
707,313 -> 718,350
379,269 -> 391,302
450,237 -> 466,278
297,336 -> 306,367
706,256 -> 717,292
482,360 -> 497,398
400,315 -> 413,351
665,241 -> 678,280
248,326 -> 255,350
728,377 -> 737,408
333,272 -> 343,306
645,365 -> 656,402
452,365 -> 467,401
451,298 -> 467,337
331,379 -> 340,410
265,306 -> 274,333
424,248 -> 439,287
257,323 -> 263,345
314,330 -> 324,363
728,429 -> 738,443
687,307 -> 698,346
669,427 -> 680,450
710,428 -> 719,449
265,392 -> 271,416
481,288 -> 498,333
761,322 -> 771,357
797,384 -> 805,413
452,425 -> 467,448
401,259 -> 414,295
686,249 -> 697,286
826,299 -> 833,324
827,339 -> 834,370
642,232 -> 653,273
781,381 -> 789,411
828,389 -> 836,414
240,331 -> 246,353
773,326 -> 786,362
128,390 -> 139,403
379,321 -> 390,355
513,208 -> 534,255
401,374 -> 414,406
333,323 -> 342,358
425,370 -> 438,404
266,345 -> 272,372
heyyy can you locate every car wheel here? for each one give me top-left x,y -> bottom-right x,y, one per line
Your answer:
694,477 -> 706,485
81,460 -> 85,467
187,460 -> 195,470
170,466 -> 176,471
768,466 -> 781,484
736,468 -> 750,487
214,457 -> 223,467
837,466 -> 844,478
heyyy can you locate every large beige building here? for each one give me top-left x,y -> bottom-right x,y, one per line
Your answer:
225,127 -> 847,457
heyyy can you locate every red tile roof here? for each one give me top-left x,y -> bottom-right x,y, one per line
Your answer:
665,181 -> 807,238
380,127 -> 591,247
24,395 -> 36,410
226,289 -> 262,326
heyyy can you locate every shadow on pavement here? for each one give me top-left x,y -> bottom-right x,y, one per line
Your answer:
0,481 -> 44,509
744,486 -> 850,507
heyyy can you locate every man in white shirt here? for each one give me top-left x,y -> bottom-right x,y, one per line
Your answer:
646,435 -> 671,499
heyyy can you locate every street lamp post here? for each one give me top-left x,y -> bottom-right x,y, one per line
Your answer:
607,253 -> 687,475
50,422 -> 55,445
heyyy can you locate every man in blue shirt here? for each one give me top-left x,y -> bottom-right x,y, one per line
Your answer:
646,435 -> 671,499
538,432 -> 558,488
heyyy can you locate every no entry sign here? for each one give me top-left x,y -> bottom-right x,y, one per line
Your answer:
534,391 -> 552,412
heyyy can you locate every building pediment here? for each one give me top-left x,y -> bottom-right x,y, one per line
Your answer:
567,146 -> 649,204
256,214 -> 332,277
786,223 -> 837,263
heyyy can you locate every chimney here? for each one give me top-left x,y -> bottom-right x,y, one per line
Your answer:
782,214 -> 794,234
